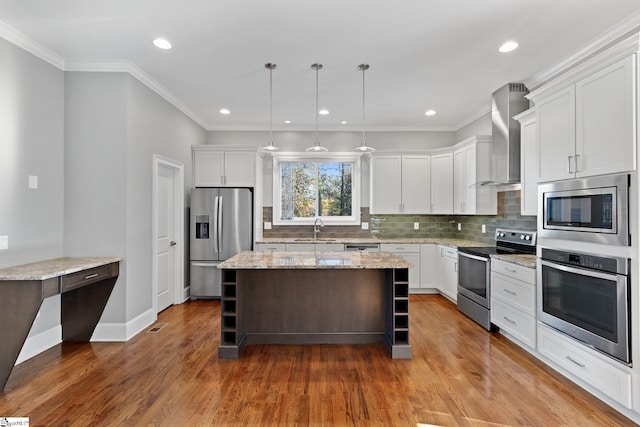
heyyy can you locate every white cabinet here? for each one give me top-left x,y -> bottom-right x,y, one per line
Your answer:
490,259 -> 536,349
453,136 -> 496,215
380,244 -> 420,288
531,54 -> 636,182
514,109 -> 538,216
315,243 -> 345,252
192,147 -> 255,187
436,245 -> 457,302
430,153 -> 453,214
538,323 -> 632,409
418,244 -> 437,291
370,155 -> 430,214
285,243 -> 316,252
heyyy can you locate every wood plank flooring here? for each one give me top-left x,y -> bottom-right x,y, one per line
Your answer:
0,295 -> 636,426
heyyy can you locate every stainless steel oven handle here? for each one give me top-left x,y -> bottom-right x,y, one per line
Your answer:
540,259 -> 620,281
459,252 -> 489,263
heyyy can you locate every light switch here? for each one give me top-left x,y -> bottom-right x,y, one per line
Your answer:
29,175 -> 38,189
457,223 -> 462,231
0,235 -> 8,250
482,224 -> 487,233
361,222 -> 369,230
264,222 -> 272,230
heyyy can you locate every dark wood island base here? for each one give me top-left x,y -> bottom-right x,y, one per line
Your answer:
217,251 -> 412,360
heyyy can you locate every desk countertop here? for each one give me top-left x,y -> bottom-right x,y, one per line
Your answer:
0,257 -> 122,281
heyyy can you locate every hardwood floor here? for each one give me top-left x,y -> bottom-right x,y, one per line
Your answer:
0,295 -> 636,426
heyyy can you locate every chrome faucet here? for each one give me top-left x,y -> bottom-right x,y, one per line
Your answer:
313,218 -> 324,240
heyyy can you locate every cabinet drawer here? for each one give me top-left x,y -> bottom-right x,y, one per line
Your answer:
381,244 -> 420,253
491,299 -> 536,348
438,245 -> 458,259
538,323 -> 632,408
315,243 -> 344,252
491,259 -> 535,283
285,243 -> 316,252
61,263 -> 117,293
491,273 -> 535,315
257,243 -> 286,252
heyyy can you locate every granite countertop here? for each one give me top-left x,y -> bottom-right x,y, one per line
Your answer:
0,257 -> 122,281
258,237 -> 492,248
218,251 -> 412,270
491,254 -> 537,269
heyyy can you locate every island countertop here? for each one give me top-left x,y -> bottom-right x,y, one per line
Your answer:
218,251 -> 412,270
0,257 -> 122,281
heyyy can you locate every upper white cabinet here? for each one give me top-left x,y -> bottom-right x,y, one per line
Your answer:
430,152 -> 454,214
193,146 -> 256,187
453,136 -> 496,215
530,51 -> 636,182
370,155 -> 431,214
514,109 -> 538,216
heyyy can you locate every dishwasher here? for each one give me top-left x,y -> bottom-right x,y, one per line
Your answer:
345,244 -> 380,252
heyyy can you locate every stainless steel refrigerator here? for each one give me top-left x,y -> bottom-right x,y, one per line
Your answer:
190,188 -> 253,298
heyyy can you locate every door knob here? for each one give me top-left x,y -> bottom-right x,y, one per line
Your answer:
170,241 -> 177,246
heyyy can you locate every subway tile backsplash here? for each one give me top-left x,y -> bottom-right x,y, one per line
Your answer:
262,190 -> 536,244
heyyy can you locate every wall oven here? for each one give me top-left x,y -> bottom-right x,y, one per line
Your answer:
538,173 -> 630,246
538,247 -> 631,364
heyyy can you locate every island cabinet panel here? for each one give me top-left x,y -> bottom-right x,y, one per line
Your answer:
217,261 -> 411,359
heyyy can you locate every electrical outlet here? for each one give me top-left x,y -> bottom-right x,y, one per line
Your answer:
413,222 -> 419,230
482,224 -> 486,234
361,222 -> 369,230
0,235 -> 8,250
457,223 -> 462,231
264,222 -> 272,230
28,175 -> 38,189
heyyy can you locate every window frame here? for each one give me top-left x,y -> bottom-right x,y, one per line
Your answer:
272,153 -> 361,226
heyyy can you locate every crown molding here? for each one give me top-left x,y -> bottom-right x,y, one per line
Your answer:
525,10 -> 640,90
453,105 -> 491,131
206,124 -> 457,132
0,20 -> 65,69
65,60 -> 208,129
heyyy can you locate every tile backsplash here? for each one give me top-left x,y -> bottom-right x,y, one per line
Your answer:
262,190 -> 536,244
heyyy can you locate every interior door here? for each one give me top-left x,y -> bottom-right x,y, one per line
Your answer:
156,164 -> 176,312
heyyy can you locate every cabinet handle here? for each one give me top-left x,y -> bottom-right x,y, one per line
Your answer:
574,154 -> 580,173
503,316 -> 517,324
565,355 -> 586,368
505,267 -> 517,274
503,289 -> 517,295
567,156 -> 574,173
84,273 -> 99,280
454,262 -> 458,273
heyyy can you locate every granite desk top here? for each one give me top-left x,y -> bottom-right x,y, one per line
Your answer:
0,257 -> 122,281
218,251 -> 412,270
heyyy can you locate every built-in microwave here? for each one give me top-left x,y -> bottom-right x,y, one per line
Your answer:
538,173 -> 630,246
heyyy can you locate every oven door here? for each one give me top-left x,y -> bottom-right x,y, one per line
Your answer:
458,252 -> 490,308
538,259 -> 630,364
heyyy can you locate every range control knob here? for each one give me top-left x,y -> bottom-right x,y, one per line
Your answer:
524,235 -> 531,241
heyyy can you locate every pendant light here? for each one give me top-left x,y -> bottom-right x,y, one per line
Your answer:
306,63 -> 328,152
354,63 -> 375,153
260,63 -> 280,152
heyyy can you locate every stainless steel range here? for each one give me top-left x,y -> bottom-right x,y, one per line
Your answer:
457,229 -> 536,330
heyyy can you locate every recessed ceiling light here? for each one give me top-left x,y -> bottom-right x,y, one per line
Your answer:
284,120 -> 291,124
319,109 -> 330,115
219,108 -> 230,115
153,38 -> 172,50
341,121 -> 347,124
425,109 -> 437,116
499,41 -> 519,53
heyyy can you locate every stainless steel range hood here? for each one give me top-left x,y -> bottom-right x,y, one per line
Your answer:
487,83 -> 529,185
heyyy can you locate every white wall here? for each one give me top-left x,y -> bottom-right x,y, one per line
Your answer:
455,112 -> 491,142
0,37 -> 65,335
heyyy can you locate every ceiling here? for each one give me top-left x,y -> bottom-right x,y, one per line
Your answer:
1,0 -> 640,132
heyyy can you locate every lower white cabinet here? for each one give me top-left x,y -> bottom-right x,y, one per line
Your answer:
256,243 -> 286,252
256,242 -> 345,252
380,244 -> 420,288
418,244 -> 437,292
538,323 -> 632,409
436,245 -> 457,302
490,259 -> 536,349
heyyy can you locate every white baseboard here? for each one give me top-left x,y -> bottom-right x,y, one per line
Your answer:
182,285 -> 190,302
16,325 -> 62,365
91,308 -> 156,341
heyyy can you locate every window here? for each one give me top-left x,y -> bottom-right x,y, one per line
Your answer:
273,154 -> 361,225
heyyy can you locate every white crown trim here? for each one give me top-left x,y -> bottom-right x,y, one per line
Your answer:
454,105 -> 491,131
525,10 -> 640,90
0,20 -> 65,69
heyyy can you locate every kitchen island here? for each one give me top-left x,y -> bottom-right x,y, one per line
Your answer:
217,251 -> 412,359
